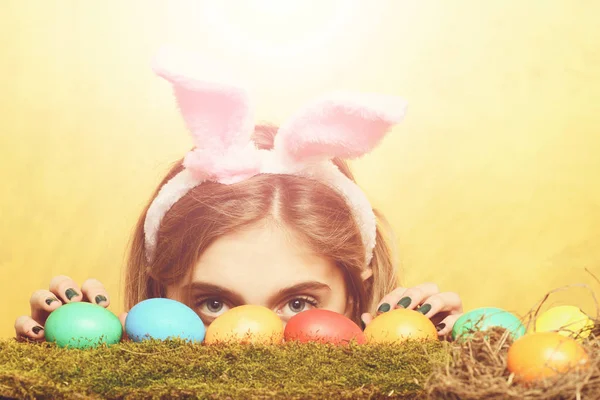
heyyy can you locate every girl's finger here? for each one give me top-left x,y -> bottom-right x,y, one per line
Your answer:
81,278 -> 110,307
433,313 -> 463,337
49,275 -> 83,304
372,286 -> 408,315
375,283 -> 440,315
14,315 -> 45,341
414,291 -> 463,319
119,312 -> 129,341
30,289 -> 62,324
360,312 -> 374,328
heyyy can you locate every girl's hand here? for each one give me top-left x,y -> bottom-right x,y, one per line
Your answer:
361,282 -> 463,337
14,275 -> 128,341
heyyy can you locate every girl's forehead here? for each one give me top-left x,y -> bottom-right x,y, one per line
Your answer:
195,222 -> 326,272
187,223 -> 344,299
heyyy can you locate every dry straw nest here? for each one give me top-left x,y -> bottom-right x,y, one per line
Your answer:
425,325 -> 599,399
425,282 -> 600,400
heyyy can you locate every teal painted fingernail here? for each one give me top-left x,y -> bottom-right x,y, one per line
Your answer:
417,303 -> 432,314
65,288 -> 79,300
45,297 -> 58,306
32,326 -> 44,334
397,297 -> 411,308
360,320 -> 366,330
377,303 -> 391,313
95,295 -> 107,304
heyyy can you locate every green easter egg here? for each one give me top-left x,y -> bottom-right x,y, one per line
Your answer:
45,302 -> 122,349
451,307 -> 526,341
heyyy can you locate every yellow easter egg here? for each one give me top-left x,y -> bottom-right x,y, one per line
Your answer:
535,305 -> 594,341
205,305 -> 284,345
364,308 -> 438,344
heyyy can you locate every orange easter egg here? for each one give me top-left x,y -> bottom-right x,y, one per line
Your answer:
205,305 -> 284,345
364,308 -> 438,344
507,332 -> 589,382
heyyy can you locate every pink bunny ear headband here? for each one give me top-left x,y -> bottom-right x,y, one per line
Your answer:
144,49 -> 408,270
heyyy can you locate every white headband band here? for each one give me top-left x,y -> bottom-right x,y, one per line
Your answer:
143,48 -> 407,268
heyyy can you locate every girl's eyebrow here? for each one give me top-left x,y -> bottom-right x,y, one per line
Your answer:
184,282 -> 245,305
267,281 -> 332,305
183,281 -> 332,305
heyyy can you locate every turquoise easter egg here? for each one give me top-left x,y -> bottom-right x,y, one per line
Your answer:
45,302 -> 123,349
125,298 -> 205,343
451,307 -> 526,340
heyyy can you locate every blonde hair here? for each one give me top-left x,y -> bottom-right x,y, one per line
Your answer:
124,125 -> 398,325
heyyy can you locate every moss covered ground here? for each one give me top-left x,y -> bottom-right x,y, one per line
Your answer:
0,338 -> 445,399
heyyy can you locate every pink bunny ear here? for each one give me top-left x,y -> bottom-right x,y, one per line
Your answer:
152,46 -> 254,151
274,92 -> 407,163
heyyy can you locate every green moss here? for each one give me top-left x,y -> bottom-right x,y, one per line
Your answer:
0,338 -> 446,399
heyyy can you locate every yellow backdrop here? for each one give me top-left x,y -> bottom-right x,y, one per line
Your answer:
1,0 -> 599,339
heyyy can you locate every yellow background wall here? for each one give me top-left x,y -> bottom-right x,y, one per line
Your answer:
1,0 -> 599,339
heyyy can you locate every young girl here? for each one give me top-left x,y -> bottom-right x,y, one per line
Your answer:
15,50 -> 463,341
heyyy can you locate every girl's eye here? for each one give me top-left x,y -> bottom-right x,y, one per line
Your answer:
278,296 -> 319,318
196,298 -> 230,317
206,299 -> 224,313
289,299 -> 307,313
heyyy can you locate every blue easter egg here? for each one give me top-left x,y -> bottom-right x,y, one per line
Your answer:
451,307 -> 526,340
125,298 -> 205,343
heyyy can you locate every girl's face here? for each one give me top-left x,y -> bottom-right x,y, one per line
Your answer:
166,221 -> 348,327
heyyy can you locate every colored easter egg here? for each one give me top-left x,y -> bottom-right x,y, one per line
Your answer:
125,298 -> 205,343
45,302 -> 122,349
364,308 -> 438,344
534,305 -> 594,341
205,305 -> 284,345
284,309 -> 366,345
451,307 -> 525,340
507,332 -> 589,382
